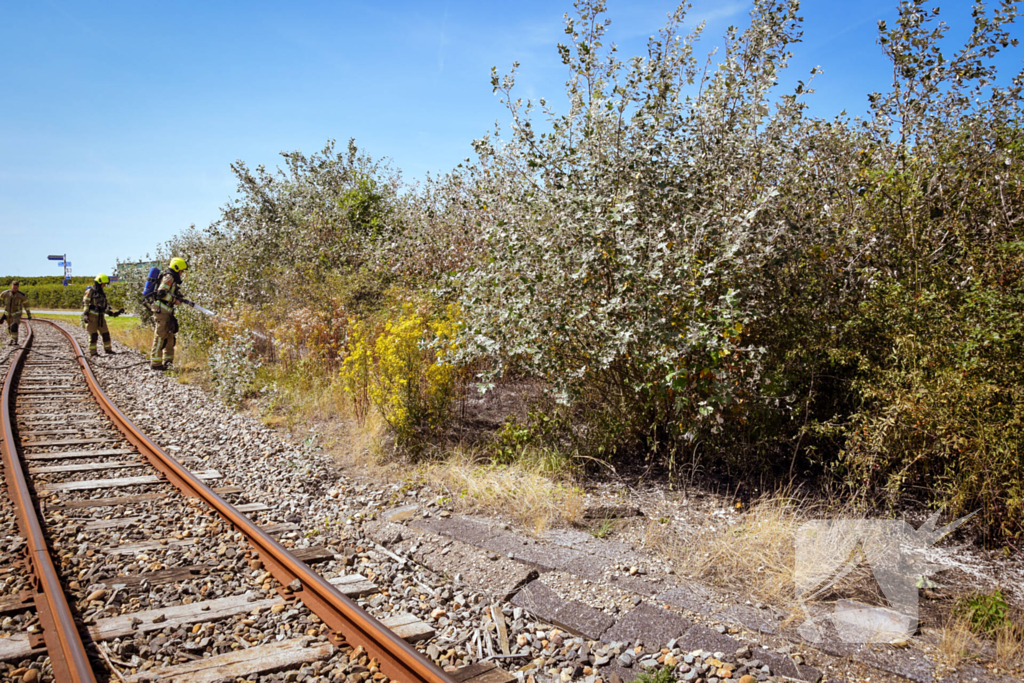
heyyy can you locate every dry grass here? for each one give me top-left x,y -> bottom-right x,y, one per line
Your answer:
417,449 -> 585,532
936,614 -> 983,668
644,495 -> 883,609
994,618 -> 1024,669
255,366 -> 586,533
933,610 -> 1024,673
324,414 -> 584,532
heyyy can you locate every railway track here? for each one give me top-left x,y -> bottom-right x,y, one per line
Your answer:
0,320 -> 476,683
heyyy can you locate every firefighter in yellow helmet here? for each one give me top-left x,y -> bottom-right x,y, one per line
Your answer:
150,257 -> 189,370
82,273 -> 124,356
0,281 -> 31,345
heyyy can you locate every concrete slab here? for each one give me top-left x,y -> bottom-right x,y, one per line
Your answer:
511,542 -> 589,572
410,516 -> 494,546
751,646 -> 821,682
713,604 -> 780,635
542,529 -> 641,561
401,528 -> 538,602
601,603 -> 693,647
675,622 -> 742,655
562,554 -> 612,583
656,583 -> 717,614
511,580 -> 615,640
858,643 -> 935,683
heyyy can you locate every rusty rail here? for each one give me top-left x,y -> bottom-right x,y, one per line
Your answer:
38,319 -> 457,683
1,323 -> 98,682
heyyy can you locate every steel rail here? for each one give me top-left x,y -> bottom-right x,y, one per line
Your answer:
2,323 -> 99,683
39,319 -> 457,683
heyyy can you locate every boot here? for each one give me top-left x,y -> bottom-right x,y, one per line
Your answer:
150,363 -> 165,371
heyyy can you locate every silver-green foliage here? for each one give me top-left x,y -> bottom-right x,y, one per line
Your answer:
209,333 -> 261,407
454,0 -> 809,443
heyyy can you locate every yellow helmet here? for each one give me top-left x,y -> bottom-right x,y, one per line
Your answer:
95,273 -> 110,285
169,257 -> 188,273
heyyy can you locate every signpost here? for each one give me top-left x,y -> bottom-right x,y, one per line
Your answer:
47,254 -> 71,286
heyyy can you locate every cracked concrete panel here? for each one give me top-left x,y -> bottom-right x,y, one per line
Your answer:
542,528 -> 641,561
409,516 -> 495,546
712,604 -> 781,635
510,580 -> 615,640
858,644 -> 936,683
674,622 -> 743,655
510,541 -> 588,572
656,582 -> 717,614
750,646 -> 821,682
602,603 -> 693,646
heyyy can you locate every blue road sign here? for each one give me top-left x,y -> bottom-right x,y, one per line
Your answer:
47,255 -> 63,260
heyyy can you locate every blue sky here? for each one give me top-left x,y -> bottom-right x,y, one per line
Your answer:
1,0 -> 1020,278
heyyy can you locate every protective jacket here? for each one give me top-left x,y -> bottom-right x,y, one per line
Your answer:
152,271 -> 183,314
1,290 -> 30,317
83,285 -> 115,318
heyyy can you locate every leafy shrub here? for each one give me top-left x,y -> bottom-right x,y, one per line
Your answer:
341,306 -> 461,450
957,590 -> 1012,635
208,334 -> 261,406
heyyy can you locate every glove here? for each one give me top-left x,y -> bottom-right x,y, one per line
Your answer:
108,308 -> 124,318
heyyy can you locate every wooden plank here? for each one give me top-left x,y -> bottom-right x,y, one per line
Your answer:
0,593 -> 32,615
84,516 -> 143,530
466,667 -> 517,683
18,414 -> 104,422
29,460 -> 144,474
214,485 -> 244,495
124,637 -> 332,683
17,390 -> 89,396
26,448 -> 135,461
39,475 -> 164,492
235,502 -> 271,513
328,573 -> 378,598
103,538 -> 196,555
0,633 -> 44,662
261,522 -> 300,536
290,547 -> 336,564
21,437 -> 122,448
97,565 -> 206,589
89,595 -> 282,642
39,469 -> 221,493
18,428 -> 108,436
453,662 -> 516,683
381,613 -> 435,643
56,492 -> 166,509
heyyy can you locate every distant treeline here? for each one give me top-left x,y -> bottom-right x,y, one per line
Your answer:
1,276 -> 94,286
1,278 -> 126,310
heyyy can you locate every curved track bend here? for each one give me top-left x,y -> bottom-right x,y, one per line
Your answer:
0,320 -> 460,683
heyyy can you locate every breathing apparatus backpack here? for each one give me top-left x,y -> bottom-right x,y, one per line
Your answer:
141,267 -> 162,303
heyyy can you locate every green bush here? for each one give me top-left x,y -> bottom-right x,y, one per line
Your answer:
957,590 -> 1012,635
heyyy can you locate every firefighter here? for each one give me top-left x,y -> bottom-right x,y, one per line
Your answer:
82,273 -> 124,356
150,257 -> 188,370
0,281 -> 31,345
